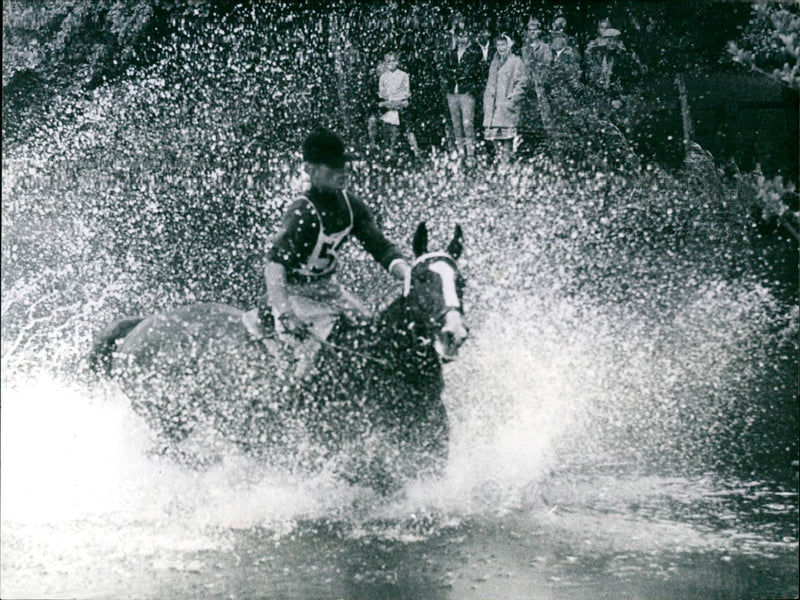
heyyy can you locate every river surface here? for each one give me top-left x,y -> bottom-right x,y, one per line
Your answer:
2,282 -> 797,599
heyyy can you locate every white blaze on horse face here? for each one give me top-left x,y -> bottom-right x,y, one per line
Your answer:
435,310 -> 468,360
429,260 -> 460,310
429,259 -> 467,360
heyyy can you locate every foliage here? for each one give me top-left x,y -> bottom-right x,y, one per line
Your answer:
727,3 -> 800,90
751,167 -> 798,222
1,0 -> 223,143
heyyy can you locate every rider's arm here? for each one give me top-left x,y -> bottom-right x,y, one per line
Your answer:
389,258 -> 411,282
349,195 -> 410,281
264,260 -> 308,336
265,197 -> 317,333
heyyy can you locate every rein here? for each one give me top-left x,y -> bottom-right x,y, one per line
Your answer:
307,252 -> 464,369
313,333 -> 390,368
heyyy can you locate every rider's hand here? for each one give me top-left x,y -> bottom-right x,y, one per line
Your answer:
279,311 -> 309,340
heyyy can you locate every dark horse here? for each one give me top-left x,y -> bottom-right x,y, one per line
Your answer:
89,223 -> 468,491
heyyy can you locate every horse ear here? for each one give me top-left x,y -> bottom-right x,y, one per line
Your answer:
447,224 -> 463,260
412,222 -> 428,257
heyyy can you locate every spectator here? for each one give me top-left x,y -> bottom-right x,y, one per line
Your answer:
483,33 -> 527,164
542,20 -> 583,144
448,9 -> 466,50
476,27 -> 495,70
583,22 -> 643,134
368,51 -> 421,158
521,16 -> 552,82
474,27 -> 495,154
519,16 -> 553,150
548,25 -> 580,79
585,19 -> 639,91
443,25 -> 484,165
550,13 -> 577,49
586,18 -> 613,53
552,14 -> 566,32
587,23 -> 643,93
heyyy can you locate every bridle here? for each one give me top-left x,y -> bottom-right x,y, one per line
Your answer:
403,252 -> 465,327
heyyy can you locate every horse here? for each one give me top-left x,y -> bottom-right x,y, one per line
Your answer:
89,222 -> 468,492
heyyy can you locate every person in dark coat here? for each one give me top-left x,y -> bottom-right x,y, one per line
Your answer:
442,26 -> 485,163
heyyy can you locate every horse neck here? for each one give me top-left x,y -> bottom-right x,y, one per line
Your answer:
372,296 -> 442,377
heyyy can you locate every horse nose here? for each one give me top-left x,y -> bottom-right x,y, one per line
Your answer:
443,311 -> 468,347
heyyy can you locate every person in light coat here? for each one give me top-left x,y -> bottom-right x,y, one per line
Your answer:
483,34 -> 527,163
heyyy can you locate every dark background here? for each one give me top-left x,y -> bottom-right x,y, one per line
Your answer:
3,0 -> 798,179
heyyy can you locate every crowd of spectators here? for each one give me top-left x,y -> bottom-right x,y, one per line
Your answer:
327,4 -> 645,166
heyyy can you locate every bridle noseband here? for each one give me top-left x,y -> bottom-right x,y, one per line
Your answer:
403,252 -> 464,324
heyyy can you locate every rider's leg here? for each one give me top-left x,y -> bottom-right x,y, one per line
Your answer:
280,294 -> 340,381
241,293 -> 274,340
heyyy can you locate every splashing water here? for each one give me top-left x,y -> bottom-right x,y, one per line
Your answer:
2,274 -> 797,597
2,5 -> 797,598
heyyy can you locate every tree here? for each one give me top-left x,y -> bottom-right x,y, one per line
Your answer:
2,0 -> 219,143
727,3 -> 800,90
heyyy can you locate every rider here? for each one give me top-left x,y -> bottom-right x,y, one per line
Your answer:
242,127 -> 412,379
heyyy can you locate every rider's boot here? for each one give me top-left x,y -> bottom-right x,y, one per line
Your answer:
242,303 -> 287,363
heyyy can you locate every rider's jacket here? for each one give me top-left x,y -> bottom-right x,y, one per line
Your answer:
268,187 -> 403,283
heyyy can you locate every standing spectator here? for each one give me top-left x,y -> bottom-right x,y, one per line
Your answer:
550,12 -> 578,50
476,27 -> 495,74
483,34 -> 527,164
431,13 -> 459,153
583,22 -> 643,134
584,19 -> 639,91
519,16 -> 553,150
367,51 -> 421,158
521,17 -> 552,73
541,19 -> 583,154
448,9 -> 466,50
474,27 -> 495,155
586,18 -> 613,54
443,25 -> 484,165
548,24 -> 581,79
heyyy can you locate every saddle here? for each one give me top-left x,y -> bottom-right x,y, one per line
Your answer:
241,305 -> 321,381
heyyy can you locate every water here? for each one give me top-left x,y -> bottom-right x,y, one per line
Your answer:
1,279 -> 797,598
2,4 -> 798,597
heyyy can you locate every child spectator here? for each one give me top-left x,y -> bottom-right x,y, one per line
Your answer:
368,51 -> 421,158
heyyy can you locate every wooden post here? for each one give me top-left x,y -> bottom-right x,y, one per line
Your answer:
676,73 -> 693,157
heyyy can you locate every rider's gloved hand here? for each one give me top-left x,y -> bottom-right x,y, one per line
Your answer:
278,310 -> 309,340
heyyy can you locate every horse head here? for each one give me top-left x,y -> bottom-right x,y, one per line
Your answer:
403,222 -> 469,362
